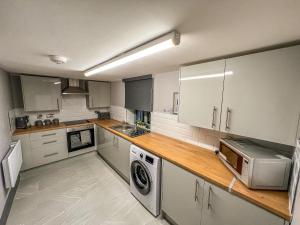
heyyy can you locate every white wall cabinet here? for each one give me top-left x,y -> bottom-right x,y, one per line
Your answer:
179,45 -> 300,145
162,160 -> 204,225
179,60 -> 225,130
21,75 -> 61,112
201,182 -> 285,225
220,46 -> 300,146
97,126 -> 131,181
87,81 -> 111,108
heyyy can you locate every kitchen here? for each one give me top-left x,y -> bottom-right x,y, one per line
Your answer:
0,1 -> 300,225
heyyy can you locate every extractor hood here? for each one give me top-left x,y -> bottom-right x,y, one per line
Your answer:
61,79 -> 88,95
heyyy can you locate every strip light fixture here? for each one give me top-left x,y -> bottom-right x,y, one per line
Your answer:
84,31 -> 180,77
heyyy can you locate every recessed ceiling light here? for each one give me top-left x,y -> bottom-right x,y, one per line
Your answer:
84,30 -> 180,77
49,55 -> 68,64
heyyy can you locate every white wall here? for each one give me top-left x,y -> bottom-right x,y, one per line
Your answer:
0,68 -> 13,217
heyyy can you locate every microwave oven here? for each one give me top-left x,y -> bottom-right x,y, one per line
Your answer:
218,138 -> 291,190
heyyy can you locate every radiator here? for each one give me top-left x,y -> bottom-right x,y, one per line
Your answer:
2,140 -> 23,188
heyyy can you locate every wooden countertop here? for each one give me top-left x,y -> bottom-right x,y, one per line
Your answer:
13,121 -> 95,135
89,119 -> 291,221
13,118 -> 291,220
14,123 -> 66,135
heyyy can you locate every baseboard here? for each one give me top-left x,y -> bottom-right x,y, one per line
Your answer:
0,175 -> 20,225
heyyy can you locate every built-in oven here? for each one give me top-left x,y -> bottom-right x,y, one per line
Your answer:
66,124 -> 96,154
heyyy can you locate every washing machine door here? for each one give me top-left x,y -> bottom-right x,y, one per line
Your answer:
131,160 -> 151,195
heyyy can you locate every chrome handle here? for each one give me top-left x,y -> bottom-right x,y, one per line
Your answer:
211,106 -> 217,128
42,133 -> 56,137
194,180 -> 199,202
44,152 -> 58,158
43,140 -> 57,145
57,98 -> 60,110
225,107 -> 232,130
207,185 -> 212,210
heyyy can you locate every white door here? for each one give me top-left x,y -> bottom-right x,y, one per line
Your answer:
179,60 -> 225,130
21,76 -> 61,112
201,182 -> 284,225
221,46 -> 300,146
162,160 -> 204,225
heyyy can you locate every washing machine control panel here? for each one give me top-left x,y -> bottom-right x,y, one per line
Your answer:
145,155 -> 154,165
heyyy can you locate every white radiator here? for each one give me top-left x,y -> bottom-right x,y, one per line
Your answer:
2,140 -> 23,188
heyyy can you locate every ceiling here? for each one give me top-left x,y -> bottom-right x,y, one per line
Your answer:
0,0 -> 300,81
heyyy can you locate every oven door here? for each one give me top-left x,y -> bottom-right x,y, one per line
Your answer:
219,142 -> 244,175
67,128 -> 95,152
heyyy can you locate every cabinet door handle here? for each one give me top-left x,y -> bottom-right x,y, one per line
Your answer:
211,106 -> 217,128
43,140 -> 57,145
57,98 -> 60,110
44,152 -> 59,158
194,180 -> 199,202
42,133 -> 56,137
207,185 -> 212,210
225,107 -> 232,130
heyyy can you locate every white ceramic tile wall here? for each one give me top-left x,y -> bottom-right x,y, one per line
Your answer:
151,112 -> 219,151
110,105 -> 134,125
14,95 -> 107,125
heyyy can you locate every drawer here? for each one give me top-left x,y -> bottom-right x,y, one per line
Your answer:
30,129 -> 66,141
31,135 -> 66,149
32,143 -> 68,167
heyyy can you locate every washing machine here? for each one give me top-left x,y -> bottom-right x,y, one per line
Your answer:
130,144 -> 161,216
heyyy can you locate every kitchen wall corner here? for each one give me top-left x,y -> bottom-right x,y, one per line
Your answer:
0,68 -> 13,217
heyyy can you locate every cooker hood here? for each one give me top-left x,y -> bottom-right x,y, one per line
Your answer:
61,79 -> 88,95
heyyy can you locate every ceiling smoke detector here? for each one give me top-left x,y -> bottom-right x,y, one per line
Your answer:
49,55 -> 68,64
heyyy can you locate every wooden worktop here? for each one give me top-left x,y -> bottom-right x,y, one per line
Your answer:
89,119 -> 291,221
13,118 -> 291,220
13,121 -> 95,135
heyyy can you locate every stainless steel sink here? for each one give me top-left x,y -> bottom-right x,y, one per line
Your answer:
110,124 -> 149,137
111,124 -> 135,131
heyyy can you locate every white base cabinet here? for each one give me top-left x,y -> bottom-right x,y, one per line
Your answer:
162,160 -> 204,225
162,160 -> 285,225
97,126 -> 131,181
201,182 -> 285,225
12,129 -> 68,170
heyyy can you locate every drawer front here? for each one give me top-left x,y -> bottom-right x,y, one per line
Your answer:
31,135 -> 66,149
30,129 -> 66,141
32,143 -> 68,167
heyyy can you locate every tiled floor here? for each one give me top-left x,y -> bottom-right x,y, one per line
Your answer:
7,152 -> 169,225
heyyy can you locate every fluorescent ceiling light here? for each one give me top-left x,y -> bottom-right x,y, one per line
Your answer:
85,31 -> 180,77
54,81 -> 61,85
180,71 -> 234,81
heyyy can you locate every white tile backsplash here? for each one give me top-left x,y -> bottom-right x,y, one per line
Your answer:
14,95 -> 107,125
151,112 -> 219,151
110,105 -> 134,124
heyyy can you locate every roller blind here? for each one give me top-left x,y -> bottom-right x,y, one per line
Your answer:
123,75 -> 153,112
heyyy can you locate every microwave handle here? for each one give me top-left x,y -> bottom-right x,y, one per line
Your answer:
219,152 -> 227,161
